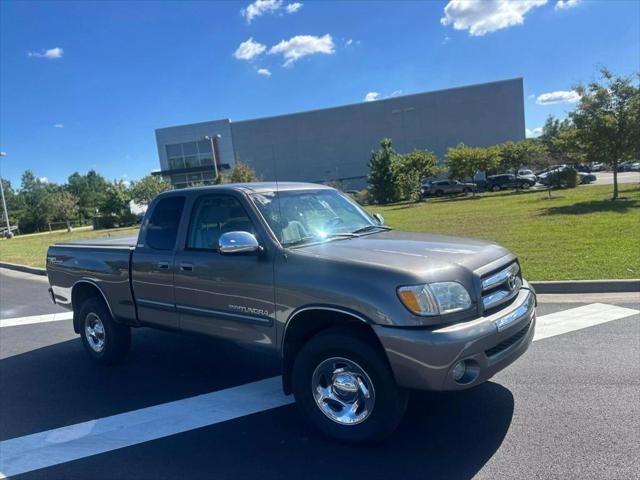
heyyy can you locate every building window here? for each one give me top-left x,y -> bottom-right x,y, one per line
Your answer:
165,140 -> 218,171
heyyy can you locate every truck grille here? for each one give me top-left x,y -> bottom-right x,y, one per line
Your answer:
481,262 -> 522,313
485,318 -> 532,358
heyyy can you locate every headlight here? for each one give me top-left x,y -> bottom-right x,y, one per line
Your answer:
398,282 -> 472,316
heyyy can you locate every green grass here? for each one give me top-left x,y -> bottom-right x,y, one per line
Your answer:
0,226 -> 140,268
370,184 -> 640,280
1,185 -> 638,280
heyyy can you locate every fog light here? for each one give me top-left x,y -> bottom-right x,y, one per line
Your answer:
452,361 -> 466,382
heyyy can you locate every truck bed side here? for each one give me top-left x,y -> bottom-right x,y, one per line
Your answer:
46,238 -> 138,325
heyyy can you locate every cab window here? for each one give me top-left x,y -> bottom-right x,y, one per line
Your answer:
187,195 -> 256,250
145,196 -> 185,251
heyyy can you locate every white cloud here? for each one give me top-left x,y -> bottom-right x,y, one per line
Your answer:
38,177 -> 49,184
269,34 -> 335,66
528,93 -> 536,99
241,0 -> 302,22
27,47 -> 64,59
286,2 -> 303,13
257,68 -> 272,76
53,124 -> 64,128
364,92 -> 380,102
440,0 -> 547,36
555,0 -> 580,10
526,127 -> 543,138
242,0 -> 282,23
536,90 -> 580,105
442,35 -> 451,45
345,38 -> 353,46
234,37 -> 267,60
389,90 -> 403,97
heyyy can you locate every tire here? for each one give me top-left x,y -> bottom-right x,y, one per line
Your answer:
292,327 -> 408,443
492,185 -> 501,192
79,297 -> 131,365
521,182 -> 530,189
435,190 -> 444,197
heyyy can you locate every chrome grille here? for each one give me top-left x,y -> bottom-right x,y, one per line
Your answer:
481,262 -> 522,311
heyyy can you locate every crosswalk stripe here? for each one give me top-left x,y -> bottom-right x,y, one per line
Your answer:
0,302 -> 637,478
0,312 -> 73,328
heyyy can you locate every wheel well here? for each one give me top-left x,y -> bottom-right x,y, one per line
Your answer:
281,309 -> 385,395
71,282 -> 109,334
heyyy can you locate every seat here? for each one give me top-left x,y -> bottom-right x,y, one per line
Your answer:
191,205 -> 230,249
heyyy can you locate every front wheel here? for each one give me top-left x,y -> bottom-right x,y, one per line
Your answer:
79,297 -> 131,365
292,328 -> 408,443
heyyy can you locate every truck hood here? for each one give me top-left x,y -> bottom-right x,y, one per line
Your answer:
295,230 -> 511,277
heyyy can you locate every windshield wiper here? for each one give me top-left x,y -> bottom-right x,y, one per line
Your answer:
351,225 -> 392,235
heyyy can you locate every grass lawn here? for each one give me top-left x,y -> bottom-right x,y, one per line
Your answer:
0,184 -> 638,280
371,184 -> 640,280
0,226 -> 139,268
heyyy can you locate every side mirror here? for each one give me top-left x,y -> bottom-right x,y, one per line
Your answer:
218,231 -> 261,254
372,213 -> 384,225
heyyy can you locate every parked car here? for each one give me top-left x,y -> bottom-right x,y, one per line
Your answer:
46,183 -> 535,443
617,161 -> 634,172
421,179 -> 475,197
630,162 -> 640,172
486,174 -> 535,191
517,169 -> 537,184
590,162 -> 606,172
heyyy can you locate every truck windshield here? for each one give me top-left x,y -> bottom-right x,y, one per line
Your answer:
251,189 -> 378,246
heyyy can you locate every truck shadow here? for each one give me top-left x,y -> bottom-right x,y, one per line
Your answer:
1,327 -> 514,479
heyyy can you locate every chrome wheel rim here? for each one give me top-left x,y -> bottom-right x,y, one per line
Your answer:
85,313 -> 105,353
312,357 -> 375,425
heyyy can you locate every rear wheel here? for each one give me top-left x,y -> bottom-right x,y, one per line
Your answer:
492,185 -> 501,192
79,297 -> 131,365
292,328 -> 408,443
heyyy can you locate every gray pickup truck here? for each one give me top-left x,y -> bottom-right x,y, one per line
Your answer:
47,182 -> 536,442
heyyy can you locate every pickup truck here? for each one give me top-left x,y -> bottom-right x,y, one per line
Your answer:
47,182 -> 536,442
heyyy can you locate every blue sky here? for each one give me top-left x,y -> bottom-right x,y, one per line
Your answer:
1,0 -> 638,187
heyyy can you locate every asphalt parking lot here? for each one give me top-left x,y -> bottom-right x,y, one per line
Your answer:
0,268 -> 638,479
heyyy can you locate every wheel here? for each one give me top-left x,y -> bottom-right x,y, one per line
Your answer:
79,297 -> 131,365
492,185 -> 501,192
521,182 -> 530,189
292,327 -> 408,443
435,190 -> 444,196
463,188 -> 471,194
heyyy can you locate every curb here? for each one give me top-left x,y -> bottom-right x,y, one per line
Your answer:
530,279 -> 640,294
0,262 -> 47,276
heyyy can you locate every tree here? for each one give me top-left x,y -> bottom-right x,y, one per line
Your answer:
539,115 -> 573,162
392,149 -> 440,202
100,180 -> 132,220
445,144 -> 500,196
570,68 -> 640,199
130,175 -> 172,205
18,170 -> 54,232
498,140 -> 547,178
367,138 -> 399,204
50,191 -> 79,232
229,161 -> 259,183
67,170 -> 109,219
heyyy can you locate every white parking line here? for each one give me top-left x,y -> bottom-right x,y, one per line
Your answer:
0,302 -> 638,478
0,312 -> 73,329
533,303 -> 639,341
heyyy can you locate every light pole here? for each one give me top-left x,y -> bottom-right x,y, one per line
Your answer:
0,152 -> 13,238
204,134 -> 221,180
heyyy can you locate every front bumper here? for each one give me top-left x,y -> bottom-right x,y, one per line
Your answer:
373,285 -> 536,391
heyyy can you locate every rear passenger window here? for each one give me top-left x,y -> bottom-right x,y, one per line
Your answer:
187,195 -> 255,250
145,196 -> 185,251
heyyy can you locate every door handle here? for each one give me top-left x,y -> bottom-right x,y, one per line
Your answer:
157,261 -> 170,270
180,262 -> 194,272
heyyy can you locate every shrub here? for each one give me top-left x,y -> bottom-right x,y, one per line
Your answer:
547,167 -> 579,188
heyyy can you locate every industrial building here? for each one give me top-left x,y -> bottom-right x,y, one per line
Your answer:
154,78 -> 525,189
